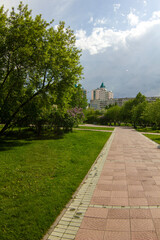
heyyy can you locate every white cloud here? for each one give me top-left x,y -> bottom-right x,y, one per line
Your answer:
93,18 -> 108,26
143,0 -> 147,6
76,11 -> 160,55
152,11 -> 160,19
127,11 -> 139,26
113,3 -> 121,13
88,17 -> 94,23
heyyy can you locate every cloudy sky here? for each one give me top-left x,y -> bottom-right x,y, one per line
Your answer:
1,0 -> 160,99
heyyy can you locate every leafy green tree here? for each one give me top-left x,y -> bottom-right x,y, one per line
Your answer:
142,99 -> 160,128
69,84 -> 88,109
132,101 -> 147,128
104,105 -> 121,125
0,2 -> 83,135
133,92 -> 146,105
120,99 -> 134,124
84,108 -> 102,124
121,92 -> 146,125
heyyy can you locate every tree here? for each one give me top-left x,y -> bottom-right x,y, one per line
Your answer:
142,99 -> 160,128
0,2 -> 83,135
132,101 -> 147,128
69,84 -> 88,109
121,92 -> 146,125
104,105 -> 121,125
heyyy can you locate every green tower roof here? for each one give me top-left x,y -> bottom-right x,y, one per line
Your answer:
100,82 -> 106,88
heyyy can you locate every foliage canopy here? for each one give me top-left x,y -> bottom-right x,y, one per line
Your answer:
0,2 -> 83,134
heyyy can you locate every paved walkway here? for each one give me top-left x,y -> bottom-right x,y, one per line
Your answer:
46,127 -> 160,240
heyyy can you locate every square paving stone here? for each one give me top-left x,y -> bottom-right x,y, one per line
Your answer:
130,209 -> 152,219
147,198 -> 160,206
104,231 -> 131,240
90,197 -> 110,206
128,185 -> 143,191
93,190 -> 111,198
131,219 -> 155,231
131,231 -> 158,240
129,198 -> 148,206
75,229 -> 104,240
151,209 -> 160,218
80,217 -> 107,231
128,191 -> 146,198
85,207 -> 108,219
145,191 -> 160,197
110,197 -> 129,206
153,219 -> 160,229
106,219 -> 130,231
111,191 -> 128,198
97,184 -> 113,191
108,209 -> 130,219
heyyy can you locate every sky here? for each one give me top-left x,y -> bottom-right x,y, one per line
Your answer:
1,0 -> 160,99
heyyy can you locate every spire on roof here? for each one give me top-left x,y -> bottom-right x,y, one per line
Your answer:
100,82 -> 106,88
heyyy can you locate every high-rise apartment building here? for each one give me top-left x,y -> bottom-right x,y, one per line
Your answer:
91,83 -> 113,101
90,83 -> 113,109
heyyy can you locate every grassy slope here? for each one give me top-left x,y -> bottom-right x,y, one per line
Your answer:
144,134 -> 160,144
0,130 -> 111,240
137,127 -> 160,133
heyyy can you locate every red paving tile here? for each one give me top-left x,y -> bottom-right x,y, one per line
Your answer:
75,229 -> 104,240
128,185 -> 144,191
108,209 -> 130,219
147,198 -> 160,206
131,219 -> 155,231
130,209 -> 152,219
111,191 -> 128,198
129,198 -> 148,206
74,127 -> 160,239
104,231 -> 131,240
110,197 -> 129,206
90,197 -> 110,205
145,191 -> 160,197
128,191 -> 146,198
106,219 -> 130,231
93,190 -> 111,198
85,207 -> 108,218
80,217 -> 107,230
131,231 -> 158,240
153,219 -> 160,229
151,209 -> 160,218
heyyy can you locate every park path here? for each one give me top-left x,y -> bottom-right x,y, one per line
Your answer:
46,127 -> 160,240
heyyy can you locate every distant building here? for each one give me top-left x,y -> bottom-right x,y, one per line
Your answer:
90,83 -> 113,109
90,83 -> 160,110
91,83 -> 113,101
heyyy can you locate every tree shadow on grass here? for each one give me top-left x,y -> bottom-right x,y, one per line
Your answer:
0,128 -> 65,151
0,139 -> 31,151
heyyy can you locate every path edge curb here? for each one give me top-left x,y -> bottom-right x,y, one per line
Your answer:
42,128 -> 116,240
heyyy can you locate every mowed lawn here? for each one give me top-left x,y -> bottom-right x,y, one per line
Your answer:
0,130 -> 111,240
144,134 -> 160,144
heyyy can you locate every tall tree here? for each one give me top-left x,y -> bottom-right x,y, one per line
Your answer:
0,2 -> 83,135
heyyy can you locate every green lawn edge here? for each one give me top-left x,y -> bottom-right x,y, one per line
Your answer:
144,134 -> 160,144
137,127 -> 160,133
0,130 -> 111,240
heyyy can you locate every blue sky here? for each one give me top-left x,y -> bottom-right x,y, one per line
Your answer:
1,0 -> 160,99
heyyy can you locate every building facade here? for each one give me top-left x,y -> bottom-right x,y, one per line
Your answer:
90,83 -> 160,110
91,83 -> 113,101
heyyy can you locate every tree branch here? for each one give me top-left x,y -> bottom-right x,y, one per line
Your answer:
0,83 -> 51,135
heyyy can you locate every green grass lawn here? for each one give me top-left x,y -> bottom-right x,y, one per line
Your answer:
137,127 -> 160,133
144,134 -> 160,144
77,126 -> 114,131
0,130 -> 111,240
